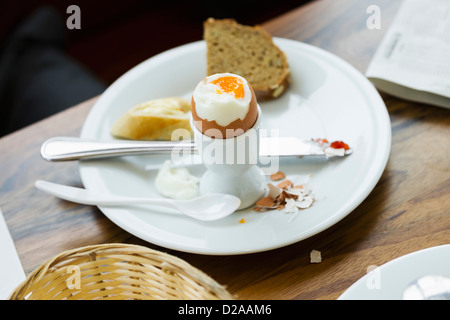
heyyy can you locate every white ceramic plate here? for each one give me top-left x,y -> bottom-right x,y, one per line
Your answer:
338,244 -> 450,300
79,38 -> 391,255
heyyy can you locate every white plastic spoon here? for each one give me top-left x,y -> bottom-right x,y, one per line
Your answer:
35,180 -> 241,221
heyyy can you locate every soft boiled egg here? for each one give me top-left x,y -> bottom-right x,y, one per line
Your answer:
191,73 -> 258,138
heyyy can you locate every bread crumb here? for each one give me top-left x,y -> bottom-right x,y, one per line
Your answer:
272,85 -> 285,98
310,250 -> 322,263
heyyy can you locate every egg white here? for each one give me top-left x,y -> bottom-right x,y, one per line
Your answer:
192,73 -> 252,127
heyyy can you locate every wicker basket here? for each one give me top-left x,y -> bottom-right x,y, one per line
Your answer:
10,243 -> 234,300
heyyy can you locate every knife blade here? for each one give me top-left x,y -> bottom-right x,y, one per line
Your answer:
41,136 -> 352,161
0,209 -> 26,299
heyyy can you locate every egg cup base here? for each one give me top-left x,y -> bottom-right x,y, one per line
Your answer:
190,106 -> 266,210
199,165 -> 266,210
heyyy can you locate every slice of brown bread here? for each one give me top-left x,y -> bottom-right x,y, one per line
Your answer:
203,18 -> 290,100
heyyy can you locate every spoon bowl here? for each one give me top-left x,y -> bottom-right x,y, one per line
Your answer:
35,180 -> 241,221
171,194 -> 242,221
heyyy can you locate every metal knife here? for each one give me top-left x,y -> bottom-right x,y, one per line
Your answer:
40,136 -> 352,162
0,209 -> 26,299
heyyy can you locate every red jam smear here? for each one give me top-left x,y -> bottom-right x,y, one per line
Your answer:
330,141 -> 350,150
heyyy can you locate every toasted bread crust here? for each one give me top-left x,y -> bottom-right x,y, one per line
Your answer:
204,18 -> 290,100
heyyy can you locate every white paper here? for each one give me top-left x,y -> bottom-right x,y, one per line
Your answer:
0,209 -> 26,299
366,0 -> 450,108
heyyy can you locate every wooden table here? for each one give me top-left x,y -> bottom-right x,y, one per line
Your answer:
1,0 -> 449,300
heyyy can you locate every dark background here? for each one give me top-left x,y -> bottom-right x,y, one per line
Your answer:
3,0 -> 308,85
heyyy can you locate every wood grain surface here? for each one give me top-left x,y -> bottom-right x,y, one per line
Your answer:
1,0 -> 449,300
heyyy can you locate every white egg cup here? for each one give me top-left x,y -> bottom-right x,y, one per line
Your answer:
190,106 -> 266,210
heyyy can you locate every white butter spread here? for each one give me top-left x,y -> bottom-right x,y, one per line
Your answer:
324,147 -> 346,157
155,160 -> 199,200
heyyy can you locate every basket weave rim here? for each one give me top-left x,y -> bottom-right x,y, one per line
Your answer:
10,243 -> 234,300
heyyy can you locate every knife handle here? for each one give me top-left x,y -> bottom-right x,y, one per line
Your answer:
40,137 -> 196,161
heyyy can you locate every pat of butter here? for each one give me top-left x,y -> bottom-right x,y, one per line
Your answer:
155,160 -> 199,200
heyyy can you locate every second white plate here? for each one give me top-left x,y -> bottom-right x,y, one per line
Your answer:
339,245 -> 450,300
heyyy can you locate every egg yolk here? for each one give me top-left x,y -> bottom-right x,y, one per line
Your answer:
210,76 -> 245,99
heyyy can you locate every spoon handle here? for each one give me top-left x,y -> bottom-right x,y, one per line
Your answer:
41,136 -> 196,161
35,180 -> 176,208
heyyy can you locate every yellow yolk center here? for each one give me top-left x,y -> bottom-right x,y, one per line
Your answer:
210,76 -> 245,99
